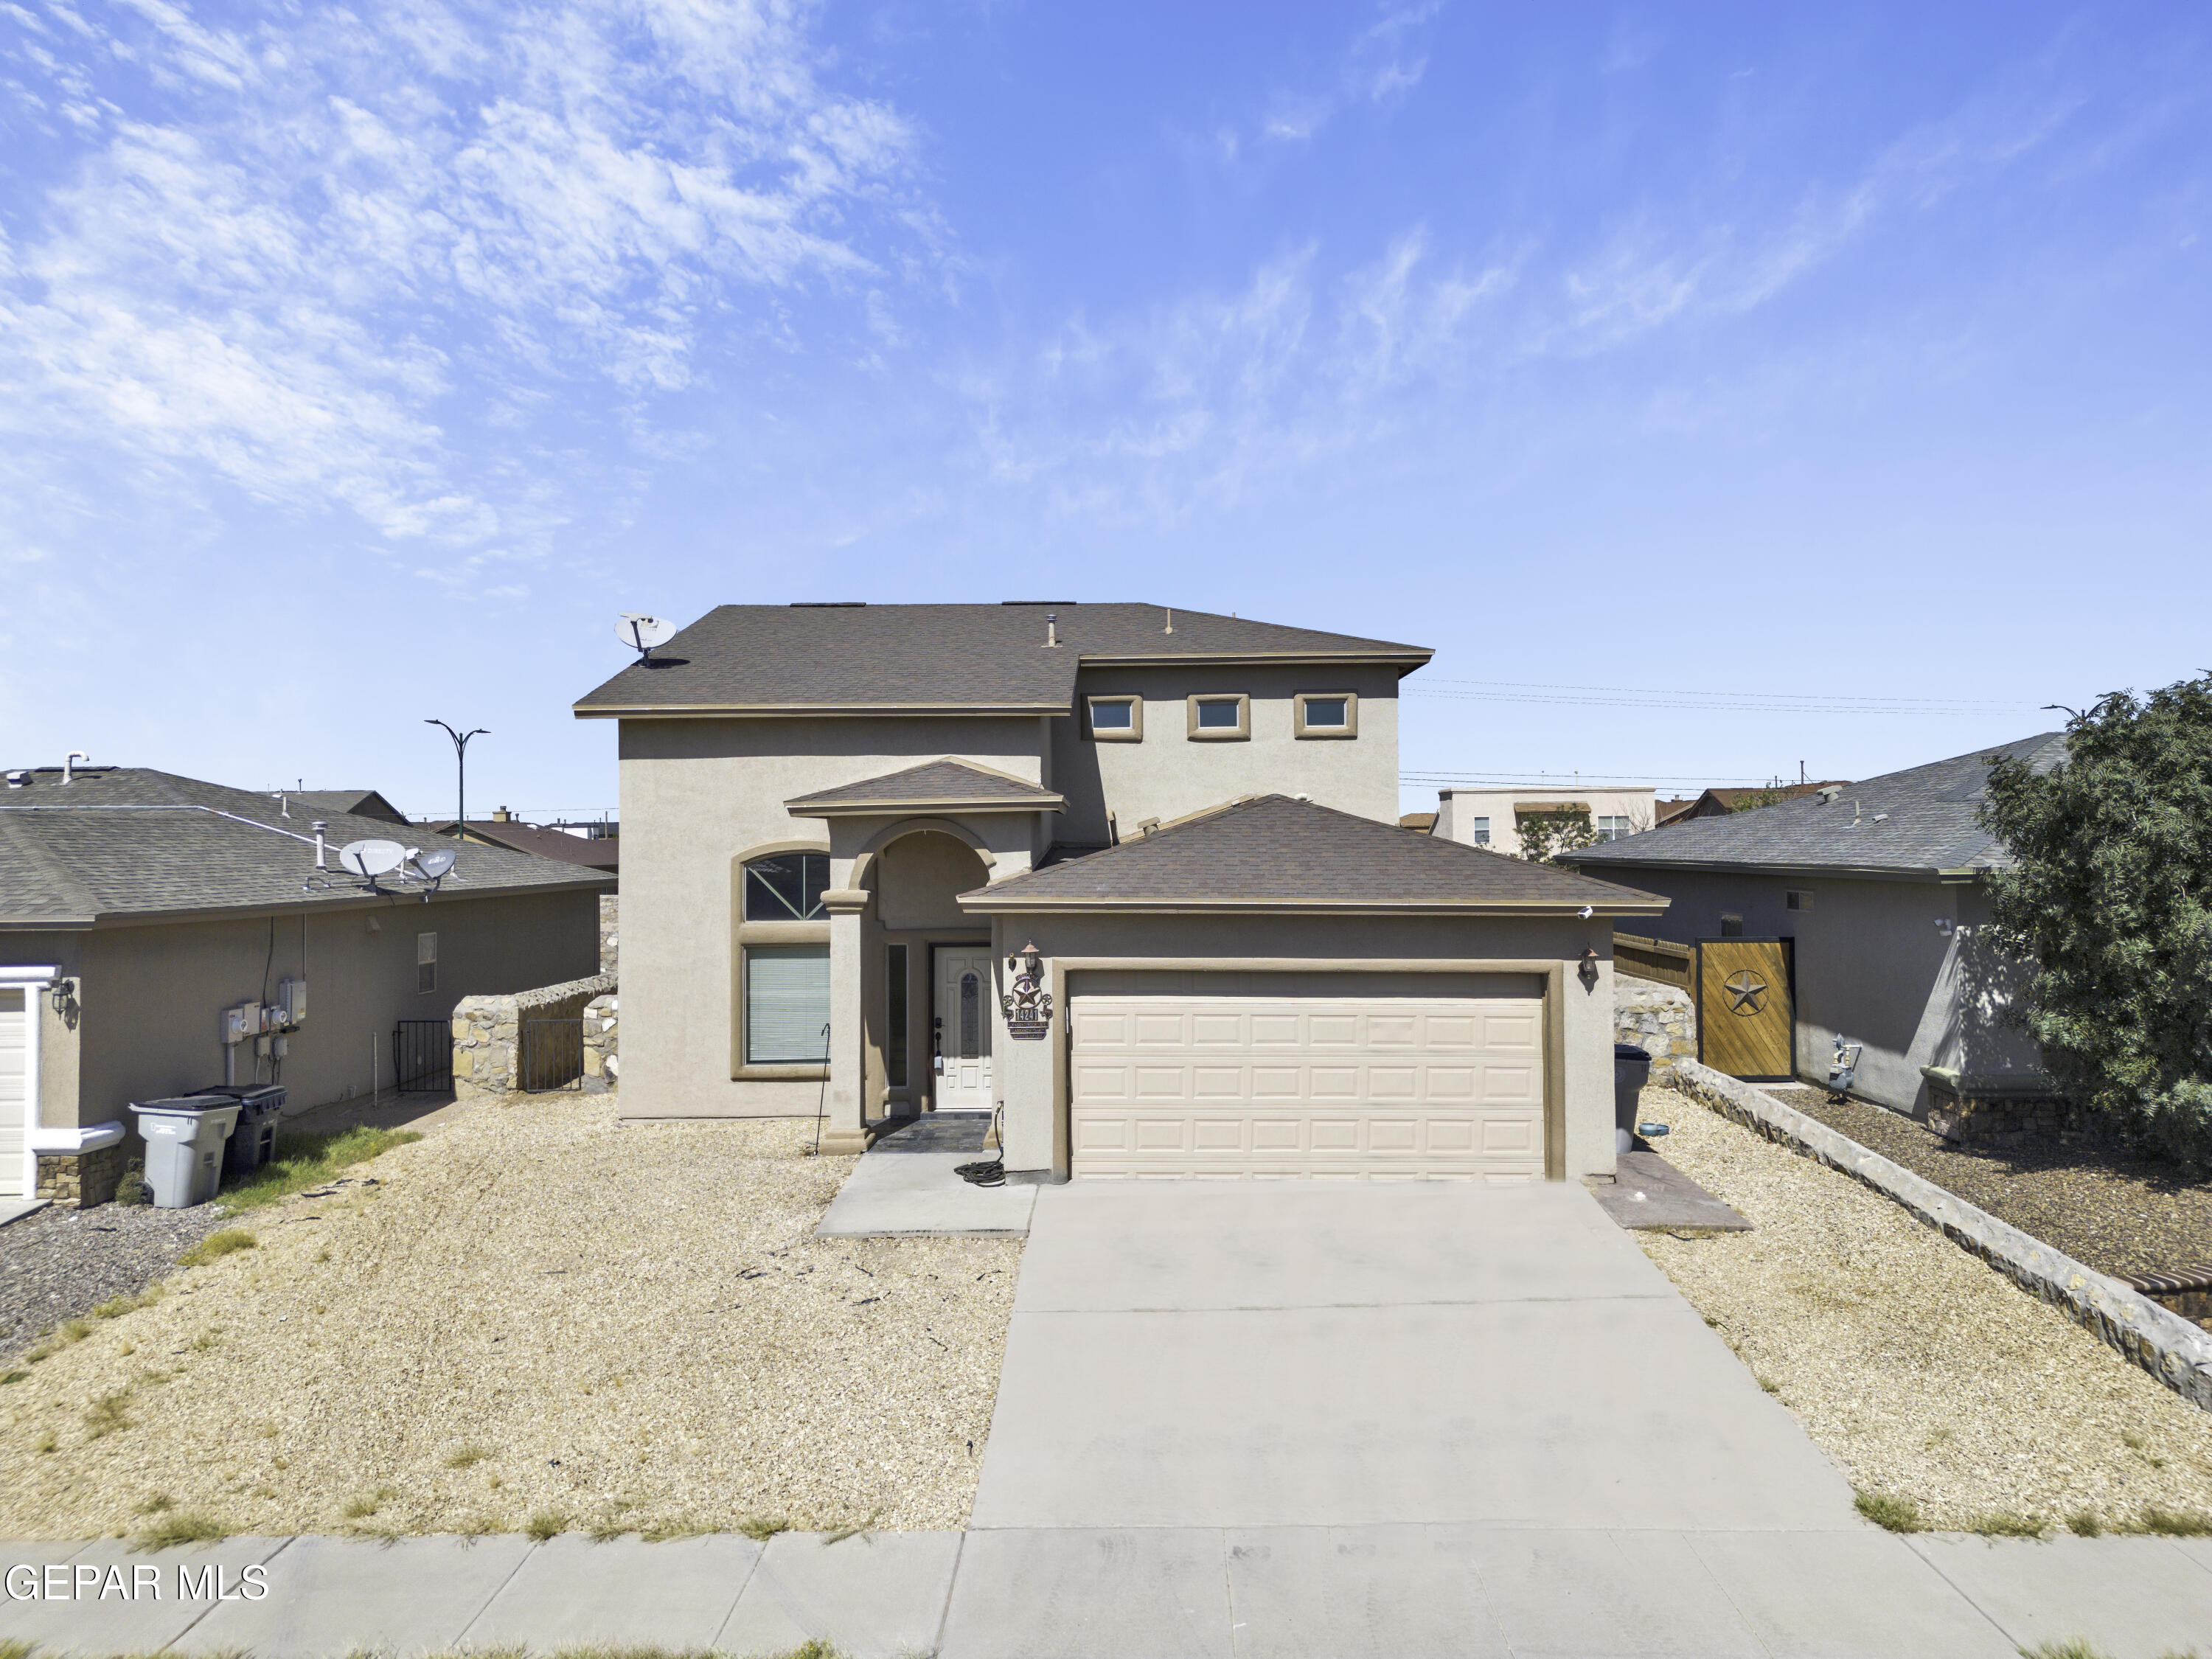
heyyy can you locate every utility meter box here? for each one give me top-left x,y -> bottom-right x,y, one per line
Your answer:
277,978 -> 307,1026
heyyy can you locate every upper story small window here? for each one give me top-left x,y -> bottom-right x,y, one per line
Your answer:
1293,691 -> 1358,739
1786,888 -> 1814,913
416,932 -> 437,994
1186,693 -> 1251,741
1719,914 -> 1745,939
1467,816 -> 1492,846
744,852 -> 829,921
1593,815 -> 1632,842
1085,695 -> 1143,742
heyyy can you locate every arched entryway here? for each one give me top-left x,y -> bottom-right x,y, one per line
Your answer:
863,828 -> 995,1117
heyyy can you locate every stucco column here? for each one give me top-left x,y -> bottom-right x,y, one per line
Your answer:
819,888 -> 871,1155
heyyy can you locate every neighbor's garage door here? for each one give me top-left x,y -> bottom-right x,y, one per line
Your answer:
0,989 -> 25,1199
1069,983 -> 1546,1180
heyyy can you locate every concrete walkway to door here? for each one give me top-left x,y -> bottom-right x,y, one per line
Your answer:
971,1178 -> 1859,1531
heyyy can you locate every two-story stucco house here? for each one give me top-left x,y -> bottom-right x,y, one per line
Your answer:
574,602 -> 1663,1183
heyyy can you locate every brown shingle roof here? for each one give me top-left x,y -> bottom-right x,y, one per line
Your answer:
785,759 -> 1064,815
574,603 -> 1430,716
428,820 -> 619,872
960,795 -> 1667,914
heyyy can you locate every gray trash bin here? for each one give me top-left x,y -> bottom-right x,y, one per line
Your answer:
128,1096 -> 241,1208
196,1085 -> 287,1181
1613,1044 -> 1654,1155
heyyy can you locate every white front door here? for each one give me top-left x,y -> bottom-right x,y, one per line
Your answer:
934,948 -> 995,1111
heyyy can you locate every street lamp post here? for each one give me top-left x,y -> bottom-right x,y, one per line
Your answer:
425,720 -> 489,835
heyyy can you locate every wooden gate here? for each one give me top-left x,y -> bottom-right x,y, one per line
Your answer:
1697,939 -> 1795,1081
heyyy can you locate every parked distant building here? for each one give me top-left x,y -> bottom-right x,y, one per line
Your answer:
1676,781 -> 1849,820
1432,785 -> 1657,859
284,789 -> 409,824
431,810 -> 619,875
1,767 -> 611,1206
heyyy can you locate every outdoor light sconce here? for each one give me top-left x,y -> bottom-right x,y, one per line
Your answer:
1578,947 -> 1601,990
1006,941 -> 1044,979
50,978 -> 76,1021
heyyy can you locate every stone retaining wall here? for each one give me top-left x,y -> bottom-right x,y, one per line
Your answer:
1674,1058 -> 2212,1412
452,973 -> 617,1101
35,1143 -> 123,1208
1615,975 -> 1697,1081
599,894 -> 619,975
582,993 -> 618,1093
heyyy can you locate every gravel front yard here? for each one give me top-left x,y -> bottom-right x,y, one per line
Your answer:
1632,1086 -> 2212,1531
2,1204 -> 232,1364
1771,1085 -> 2212,1282
0,1097 -> 1020,1540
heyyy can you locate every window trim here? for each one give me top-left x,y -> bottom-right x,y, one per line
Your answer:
1186,692 -> 1251,741
1467,815 -> 1492,846
1293,690 -> 1358,739
731,841 -> 832,1080
742,848 -> 831,922
1085,695 -> 1144,742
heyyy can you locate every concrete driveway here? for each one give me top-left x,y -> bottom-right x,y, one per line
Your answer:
970,1179 -> 1863,1531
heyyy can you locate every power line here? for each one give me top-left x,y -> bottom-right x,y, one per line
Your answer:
1408,678 -> 2034,716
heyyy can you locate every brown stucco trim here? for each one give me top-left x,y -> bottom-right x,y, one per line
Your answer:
1185,692 -> 1251,741
1043,954 -> 1571,1183
575,701 -> 1070,720
1075,651 -> 1431,669
960,896 -> 1668,917
1084,695 -> 1144,742
1293,690 -> 1359,739
731,841 -> 832,1079
790,796 -> 1065,816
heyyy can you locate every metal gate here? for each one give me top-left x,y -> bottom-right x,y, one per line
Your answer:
392,1020 -> 453,1094
1696,939 -> 1796,1082
521,1018 -> 585,1093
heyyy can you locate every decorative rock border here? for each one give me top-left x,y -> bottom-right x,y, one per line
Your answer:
1615,975 -> 1696,1081
1675,1059 -> 2212,1412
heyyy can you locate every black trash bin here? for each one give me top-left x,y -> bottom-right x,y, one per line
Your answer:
197,1085 -> 288,1182
1613,1044 -> 1654,1155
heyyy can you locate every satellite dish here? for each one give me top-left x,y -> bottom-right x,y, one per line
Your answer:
339,839 -> 407,877
617,613 -> 677,661
413,847 -> 458,880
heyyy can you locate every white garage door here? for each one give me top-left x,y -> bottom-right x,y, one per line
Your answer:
1069,981 -> 1548,1181
0,990 -> 26,1200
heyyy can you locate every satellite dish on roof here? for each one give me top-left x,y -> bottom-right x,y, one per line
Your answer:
412,846 -> 458,880
339,839 -> 406,878
617,613 -> 677,664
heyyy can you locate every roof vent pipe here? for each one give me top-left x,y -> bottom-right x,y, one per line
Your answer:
1046,612 -> 1060,648
62,751 -> 88,784
312,821 -> 328,868
1164,607 -> 1174,635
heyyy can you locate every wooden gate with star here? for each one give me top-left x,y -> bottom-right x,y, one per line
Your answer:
1697,939 -> 1795,1081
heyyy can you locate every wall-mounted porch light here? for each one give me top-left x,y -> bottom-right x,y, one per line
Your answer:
1578,947 -> 1600,990
50,978 -> 77,1023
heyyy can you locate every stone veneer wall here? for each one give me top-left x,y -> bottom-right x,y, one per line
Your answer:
1615,973 -> 1697,1081
599,894 -> 619,975
452,972 -> 617,1101
35,1143 -> 123,1208
1923,1082 -> 2130,1155
581,993 -> 617,1093
1675,1058 -> 2212,1412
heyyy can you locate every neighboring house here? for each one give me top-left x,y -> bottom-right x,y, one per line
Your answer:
574,602 -> 1664,1183
0,766 -> 611,1204
285,789 -> 409,825
1433,785 -> 1657,858
1562,737 -> 2061,1116
431,814 -> 620,875
1397,812 -> 1437,833
1679,781 -> 1848,820
1653,797 -> 1699,828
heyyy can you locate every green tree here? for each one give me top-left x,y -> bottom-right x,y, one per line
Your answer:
1979,675 -> 2212,1166
1517,810 -> 1599,864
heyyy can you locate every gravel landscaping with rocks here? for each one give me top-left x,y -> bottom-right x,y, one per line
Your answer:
2,1203 -> 231,1363
0,1098 -> 1020,1541
1632,1085 -> 2212,1532
1771,1085 -> 2212,1284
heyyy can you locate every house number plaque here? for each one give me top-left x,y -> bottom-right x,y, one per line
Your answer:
1001,942 -> 1053,1040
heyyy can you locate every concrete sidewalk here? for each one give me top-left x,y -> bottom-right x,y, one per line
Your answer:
814,1150 -> 1036,1237
7,1526 -> 2212,1657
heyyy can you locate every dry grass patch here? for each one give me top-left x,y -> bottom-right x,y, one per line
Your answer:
1635,1087 -> 2212,1532
174,1229 -> 255,1269
0,1101 -> 1018,1540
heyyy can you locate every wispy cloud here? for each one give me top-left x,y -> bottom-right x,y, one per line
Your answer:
0,0 -> 927,557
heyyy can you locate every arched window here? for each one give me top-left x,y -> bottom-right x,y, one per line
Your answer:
743,852 -> 828,921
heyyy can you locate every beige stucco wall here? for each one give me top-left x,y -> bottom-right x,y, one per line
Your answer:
1593,865 -> 2039,1114
614,716 -> 1046,1118
2,888 -> 597,1145
1,935 -> 86,1141
981,910 -> 1620,1183
1435,786 -> 1658,858
1051,664 -> 1402,843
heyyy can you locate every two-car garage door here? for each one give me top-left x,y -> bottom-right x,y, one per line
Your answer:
1069,975 -> 1548,1181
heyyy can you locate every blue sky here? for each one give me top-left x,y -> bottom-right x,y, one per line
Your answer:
2,1 -> 2206,821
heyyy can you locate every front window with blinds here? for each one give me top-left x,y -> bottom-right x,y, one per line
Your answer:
745,945 -> 830,1065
